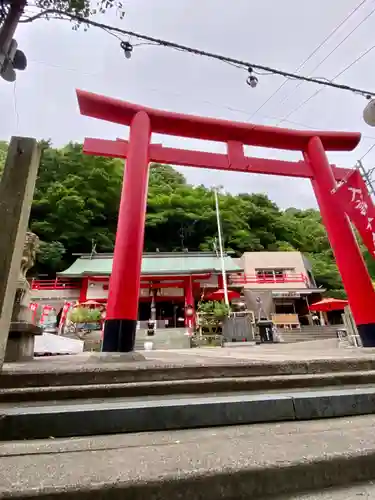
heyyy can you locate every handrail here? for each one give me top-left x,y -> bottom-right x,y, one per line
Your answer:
32,272 -> 311,290
230,272 -> 309,285
31,278 -> 81,290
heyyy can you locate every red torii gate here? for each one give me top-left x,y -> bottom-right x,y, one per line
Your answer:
77,89 -> 375,350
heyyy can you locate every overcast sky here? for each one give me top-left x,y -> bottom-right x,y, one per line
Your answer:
1,0 -> 375,208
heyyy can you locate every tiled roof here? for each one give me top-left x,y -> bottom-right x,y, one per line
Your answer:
59,252 -> 242,277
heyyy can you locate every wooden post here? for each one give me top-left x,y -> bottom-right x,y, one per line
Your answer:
0,137 -> 41,368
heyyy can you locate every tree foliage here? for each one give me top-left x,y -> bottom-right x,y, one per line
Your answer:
0,141 -> 371,294
1,0 -> 125,26
0,141 -> 7,178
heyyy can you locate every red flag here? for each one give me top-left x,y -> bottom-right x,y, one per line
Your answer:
332,169 -> 375,257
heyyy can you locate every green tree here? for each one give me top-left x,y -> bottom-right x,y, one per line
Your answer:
307,252 -> 343,291
29,142 -> 123,272
1,0 -> 125,27
0,141 -> 7,178
14,140 -> 373,292
37,241 -> 66,273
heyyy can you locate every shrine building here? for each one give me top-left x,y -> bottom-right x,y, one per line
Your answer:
31,250 -> 324,329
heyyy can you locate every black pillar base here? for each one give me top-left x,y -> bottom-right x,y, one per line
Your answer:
102,319 -> 137,352
357,323 -> 375,347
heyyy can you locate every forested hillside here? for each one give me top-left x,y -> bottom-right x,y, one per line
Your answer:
1,141 -> 374,296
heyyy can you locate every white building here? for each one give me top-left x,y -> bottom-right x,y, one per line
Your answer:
230,251 -> 324,328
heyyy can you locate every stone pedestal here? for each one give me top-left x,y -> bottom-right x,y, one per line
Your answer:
5,322 -> 42,362
4,232 -> 41,363
0,138 -> 41,368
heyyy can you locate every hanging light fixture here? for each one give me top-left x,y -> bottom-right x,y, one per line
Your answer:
120,41 -> 133,59
363,98 -> 375,127
246,67 -> 258,88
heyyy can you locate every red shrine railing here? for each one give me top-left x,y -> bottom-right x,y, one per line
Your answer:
230,272 -> 310,286
30,278 -> 81,290
31,272 -> 310,291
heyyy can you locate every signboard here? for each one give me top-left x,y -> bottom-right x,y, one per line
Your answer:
332,169 -> 375,257
159,288 -> 184,297
272,291 -> 300,298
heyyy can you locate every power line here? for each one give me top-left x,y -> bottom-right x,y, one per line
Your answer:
248,0 -> 370,120
27,55 -> 375,142
360,141 -> 375,161
21,8 -> 375,99
275,1 -> 375,112
276,42 -> 375,126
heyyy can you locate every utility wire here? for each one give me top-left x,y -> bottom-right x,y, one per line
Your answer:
21,8 -> 375,98
276,42 -> 375,126
275,1 -> 375,111
360,142 -> 375,161
248,0 -> 370,120
24,55 -> 375,142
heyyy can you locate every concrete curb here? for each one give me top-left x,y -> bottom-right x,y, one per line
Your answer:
3,358 -> 375,388
2,386 -> 375,440
2,370 -> 375,403
2,448 -> 375,498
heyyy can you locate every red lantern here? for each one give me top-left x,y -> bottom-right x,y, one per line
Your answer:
185,305 -> 194,317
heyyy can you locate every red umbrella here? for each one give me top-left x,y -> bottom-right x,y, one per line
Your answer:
206,289 -> 241,301
309,298 -> 348,312
75,300 -> 105,310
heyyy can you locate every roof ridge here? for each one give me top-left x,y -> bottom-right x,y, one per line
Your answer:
75,251 -> 230,260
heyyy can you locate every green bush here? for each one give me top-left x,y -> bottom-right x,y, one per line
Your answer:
68,307 -> 101,323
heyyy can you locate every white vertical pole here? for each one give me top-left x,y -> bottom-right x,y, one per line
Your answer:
214,187 -> 229,307
358,160 -> 375,199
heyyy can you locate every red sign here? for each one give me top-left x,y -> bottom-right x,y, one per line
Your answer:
332,169 -> 375,257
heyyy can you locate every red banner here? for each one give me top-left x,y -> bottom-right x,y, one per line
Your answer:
332,169 -> 375,257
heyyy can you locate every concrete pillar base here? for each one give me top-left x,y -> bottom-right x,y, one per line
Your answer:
5,322 -> 42,362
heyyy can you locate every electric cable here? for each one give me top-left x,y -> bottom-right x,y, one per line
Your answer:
248,0 -> 370,120
20,8 -> 375,98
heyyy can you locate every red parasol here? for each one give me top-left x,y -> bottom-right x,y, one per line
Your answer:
309,298 -> 348,312
75,300 -> 105,310
206,289 -> 241,301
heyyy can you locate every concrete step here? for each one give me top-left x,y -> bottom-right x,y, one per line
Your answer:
2,370 -> 375,403
3,356 -> 375,390
286,482 -> 375,499
2,415 -> 375,498
2,385 -> 375,441
281,337 -> 337,344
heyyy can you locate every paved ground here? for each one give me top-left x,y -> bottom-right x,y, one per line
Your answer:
4,342 -> 375,374
285,482 -> 375,498
2,415 -> 375,497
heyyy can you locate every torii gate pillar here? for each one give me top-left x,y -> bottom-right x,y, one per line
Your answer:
306,137 -> 375,346
102,111 -> 151,352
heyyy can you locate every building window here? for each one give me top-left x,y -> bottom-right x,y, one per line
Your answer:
255,268 -> 295,282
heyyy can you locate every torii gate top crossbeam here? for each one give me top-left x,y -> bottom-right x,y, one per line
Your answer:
77,90 -> 361,152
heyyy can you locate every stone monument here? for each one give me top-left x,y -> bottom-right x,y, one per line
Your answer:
0,137 -> 41,369
5,231 -> 42,362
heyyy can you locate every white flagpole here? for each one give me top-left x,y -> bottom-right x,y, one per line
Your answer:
214,187 -> 229,307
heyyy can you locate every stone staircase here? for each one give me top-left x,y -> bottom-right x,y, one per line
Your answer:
278,325 -> 340,344
134,327 -> 191,350
135,325 -> 341,349
3,351 -> 375,498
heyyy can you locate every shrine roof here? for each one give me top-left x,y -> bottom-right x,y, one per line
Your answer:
58,252 -> 242,277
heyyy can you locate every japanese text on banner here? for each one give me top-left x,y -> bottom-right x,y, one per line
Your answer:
332,169 -> 375,256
